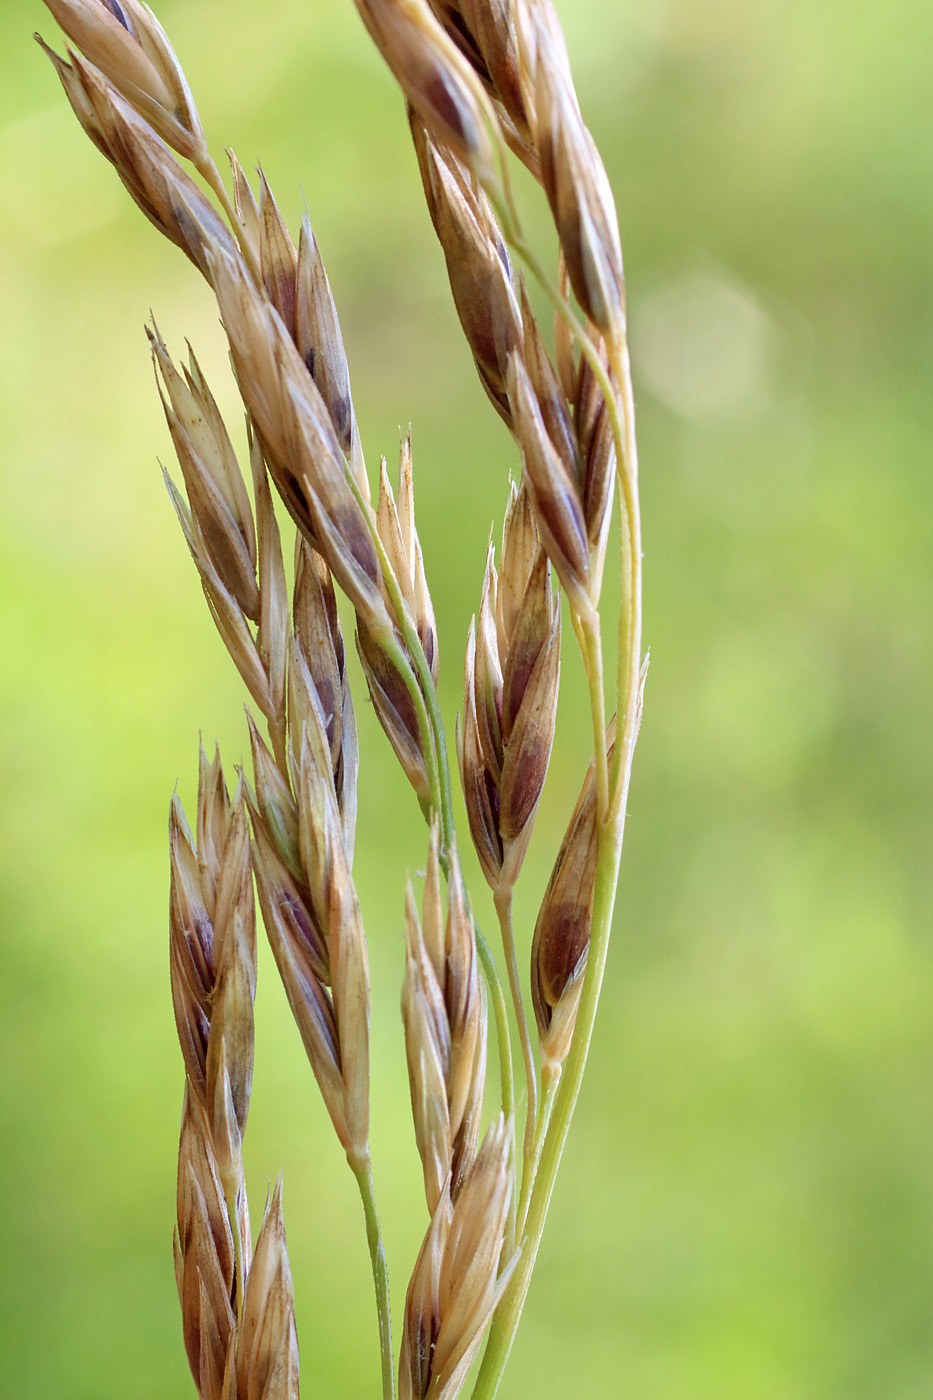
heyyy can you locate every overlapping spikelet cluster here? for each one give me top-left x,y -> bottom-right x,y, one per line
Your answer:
39,1 -> 644,1397
170,752 -> 299,1400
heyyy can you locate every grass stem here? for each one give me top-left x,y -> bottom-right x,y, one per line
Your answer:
494,888 -> 539,1187
349,1150 -> 395,1400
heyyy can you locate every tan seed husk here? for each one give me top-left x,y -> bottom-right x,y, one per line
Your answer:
531,726 -> 616,1067
354,0 -> 495,173
237,1177 -> 301,1400
458,482 -> 560,893
402,829 -> 486,1210
41,0 -> 206,160
170,758 -> 257,1195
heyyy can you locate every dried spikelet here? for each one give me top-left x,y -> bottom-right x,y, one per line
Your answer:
458,482 -> 560,892
518,284 -> 615,599
400,1188 -> 446,1400
530,4 -> 625,339
229,149 -> 262,268
295,213 -> 368,499
354,0 -> 495,174
175,1088 -> 249,1400
238,166 -> 371,504
205,244 -> 389,633
152,326 -> 259,621
357,436 -> 438,805
531,727 -> 615,1067
250,720 -> 371,1159
429,0 -> 532,147
406,98 -> 613,611
377,436 -> 439,682
357,621 -> 431,803
155,333 -> 291,736
237,1178 -> 301,1400
506,350 -> 589,612
36,44 -> 233,277
170,753 -> 257,1198
256,167 -> 299,339
402,829 -> 486,1211
400,1118 -> 514,1400
249,425 -> 290,743
40,0 -> 206,160
291,541 -> 358,856
410,114 -> 522,424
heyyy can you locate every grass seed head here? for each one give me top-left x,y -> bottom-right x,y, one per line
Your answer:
291,543 -> 357,823
532,7 -> 624,339
459,487 -> 560,893
403,883 -> 453,1213
357,621 -> 432,803
40,49 -> 231,276
296,214 -> 365,494
400,1190 -> 447,1400
410,116 -> 522,425
377,436 -> 440,684
259,171 -> 300,341
41,0 -> 206,160
400,1117 -> 513,1400
507,351 -> 590,611
403,833 -> 487,1209
175,1090 -> 246,1400
152,328 -> 260,623
531,734 -> 613,1066
355,0 -> 495,175
237,1177 -> 301,1400
430,1117 -> 514,1394
170,766 -> 257,1195
446,0 -> 532,142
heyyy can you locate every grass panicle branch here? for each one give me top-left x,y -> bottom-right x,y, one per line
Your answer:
39,1 -> 644,1397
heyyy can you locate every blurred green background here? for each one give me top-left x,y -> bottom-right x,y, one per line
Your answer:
1,0 -> 931,1395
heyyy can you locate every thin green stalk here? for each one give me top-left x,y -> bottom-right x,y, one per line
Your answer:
607,343 -> 643,807
571,605 -> 610,823
475,925 -> 516,1173
349,1150 -> 395,1400
470,798 -> 629,1400
494,888 -> 538,1182
516,1061 -> 559,1239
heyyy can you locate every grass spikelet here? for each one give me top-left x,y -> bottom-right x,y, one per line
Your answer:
402,827 -> 487,1210
459,483 -> 560,895
237,1178 -> 301,1400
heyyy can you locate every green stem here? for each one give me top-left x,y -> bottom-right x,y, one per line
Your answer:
494,888 -> 538,1190
470,798 -> 629,1400
606,342 -> 643,809
571,606 -> 610,823
516,1060 -> 560,1239
476,926 -> 516,1159
349,1150 -> 395,1400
